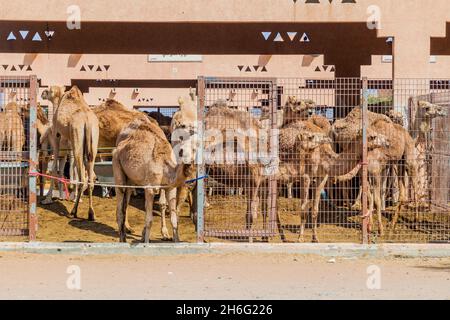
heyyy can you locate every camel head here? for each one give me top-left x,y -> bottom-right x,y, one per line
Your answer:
368,132 -> 390,150
297,131 -> 331,151
386,110 -> 405,126
41,86 -> 66,104
283,96 -> 316,124
418,101 -> 447,119
3,102 -> 21,113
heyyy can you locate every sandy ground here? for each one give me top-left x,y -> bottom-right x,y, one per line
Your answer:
12,192 -> 442,244
0,252 -> 449,300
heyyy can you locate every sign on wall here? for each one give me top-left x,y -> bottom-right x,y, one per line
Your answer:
148,55 -> 203,62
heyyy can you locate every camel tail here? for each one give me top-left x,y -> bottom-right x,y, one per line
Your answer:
334,163 -> 362,183
83,123 -> 95,163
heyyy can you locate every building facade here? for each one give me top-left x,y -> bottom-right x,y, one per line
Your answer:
0,0 -> 449,108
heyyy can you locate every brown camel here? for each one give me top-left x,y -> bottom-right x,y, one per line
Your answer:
42,86 -> 99,220
113,116 -> 195,243
0,102 -> 25,153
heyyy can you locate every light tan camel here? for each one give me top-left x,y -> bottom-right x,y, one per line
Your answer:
36,104 -> 75,202
42,86 -> 99,220
113,116 -> 195,243
334,114 -> 420,236
0,102 -> 25,153
159,94 -> 198,239
410,101 -> 448,207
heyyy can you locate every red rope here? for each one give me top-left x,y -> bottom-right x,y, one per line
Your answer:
29,171 -> 70,200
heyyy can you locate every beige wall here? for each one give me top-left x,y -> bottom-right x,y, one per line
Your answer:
0,0 -> 449,107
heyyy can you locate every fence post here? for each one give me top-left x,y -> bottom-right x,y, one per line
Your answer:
196,76 -> 206,243
28,75 -> 38,241
361,77 -> 369,244
269,78 -> 278,235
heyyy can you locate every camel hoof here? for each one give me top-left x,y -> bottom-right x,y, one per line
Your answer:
69,211 -> 78,219
88,210 -> 95,222
125,225 -> 135,234
161,227 -> 170,240
311,237 -> 319,243
41,198 -> 54,205
297,236 -> 305,243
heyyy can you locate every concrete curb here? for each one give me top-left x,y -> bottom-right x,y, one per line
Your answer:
0,242 -> 449,258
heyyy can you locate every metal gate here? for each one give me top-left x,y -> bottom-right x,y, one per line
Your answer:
197,77 -> 278,241
196,76 -> 450,244
0,76 -> 38,240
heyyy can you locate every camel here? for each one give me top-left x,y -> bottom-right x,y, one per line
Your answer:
92,99 -> 150,150
113,116 -> 195,243
0,102 -> 25,153
409,100 -> 448,207
203,98 -> 367,242
159,94 -> 199,239
42,86 -> 99,220
333,110 -> 420,235
277,103 -> 390,242
36,104 -> 75,202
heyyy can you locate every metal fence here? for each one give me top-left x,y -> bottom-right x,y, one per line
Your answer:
197,77 -> 450,244
0,76 -> 38,239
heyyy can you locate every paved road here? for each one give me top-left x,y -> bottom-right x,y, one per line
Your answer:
0,252 -> 449,299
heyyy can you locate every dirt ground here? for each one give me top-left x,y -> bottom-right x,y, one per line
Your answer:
0,252 -> 449,300
24,192 -> 448,244
0,187 -> 446,243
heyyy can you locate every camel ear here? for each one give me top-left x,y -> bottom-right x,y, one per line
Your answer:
178,97 -> 184,106
60,86 -> 66,94
189,87 -> 196,102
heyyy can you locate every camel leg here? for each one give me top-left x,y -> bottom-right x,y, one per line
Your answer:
86,157 -> 96,221
342,181 -> 349,209
245,181 -> 260,243
287,182 -> 293,199
367,188 -> 374,235
381,167 -> 388,211
124,190 -> 134,234
374,173 -> 384,236
351,185 -> 362,211
57,154 -> 67,200
158,189 -> 170,240
70,131 -> 86,218
115,187 -> 129,243
390,166 -> 406,232
42,135 -> 60,205
298,176 -> 310,243
142,189 -> 155,243
311,175 -> 328,243
167,187 -> 179,242
68,153 -> 80,202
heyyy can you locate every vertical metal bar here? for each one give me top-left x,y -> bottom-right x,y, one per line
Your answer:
269,78 -> 278,234
28,75 -> 38,241
361,77 -> 369,244
196,76 -> 206,243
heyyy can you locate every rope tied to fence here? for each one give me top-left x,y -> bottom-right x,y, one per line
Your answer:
29,170 -> 207,192
28,170 -> 71,200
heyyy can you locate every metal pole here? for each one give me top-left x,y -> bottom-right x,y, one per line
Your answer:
269,78 -> 278,235
28,75 -> 38,241
361,77 -> 369,244
196,76 -> 206,243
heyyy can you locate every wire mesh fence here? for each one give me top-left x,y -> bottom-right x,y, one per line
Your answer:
0,76 -> 37,238
198,77 -> 278,241
197,77 -> 450,244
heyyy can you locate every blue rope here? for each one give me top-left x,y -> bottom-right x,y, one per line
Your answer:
185,175 -> 208,184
